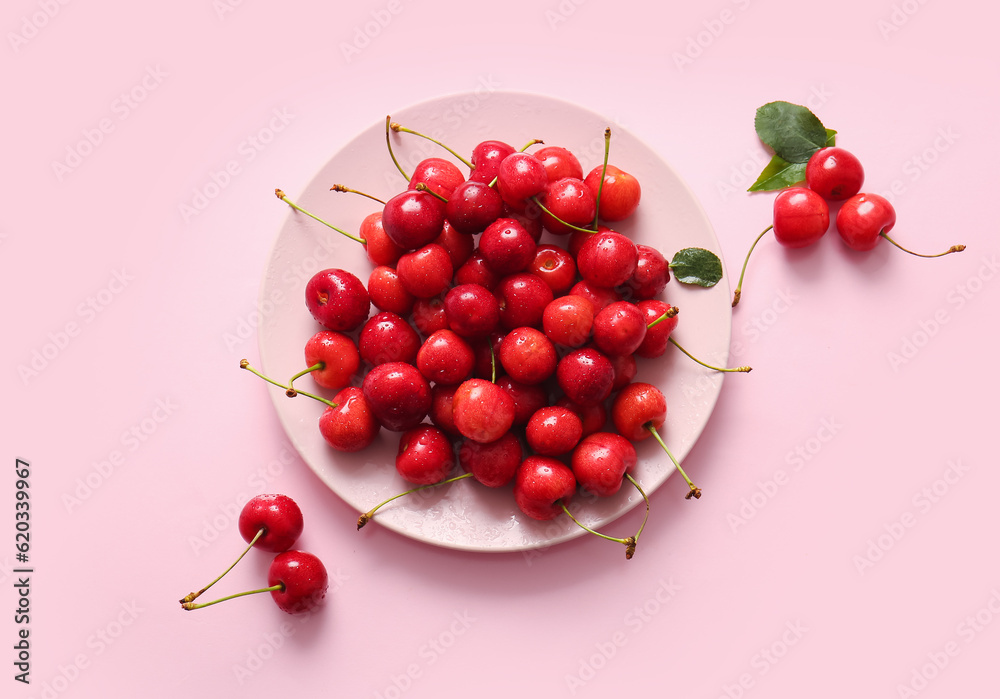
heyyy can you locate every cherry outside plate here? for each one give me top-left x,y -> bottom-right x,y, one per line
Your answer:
257,90 -> 731,552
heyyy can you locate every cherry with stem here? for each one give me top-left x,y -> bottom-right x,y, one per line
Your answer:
559,472 -> 650,559
181,581 -> 284,611
732,224 -> 771,307
179,528 -> 263,604
647,308 -> 751,373
357,472 -> 474,529
241,359 -> 336,406
647,426 -> 701,499
591,127 -> 611,230
330,183 -> 386,205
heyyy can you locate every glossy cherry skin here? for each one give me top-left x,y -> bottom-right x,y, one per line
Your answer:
584,164 -> 641,221
459,431 -> 522,488
542,294 -> 595,348
318,387 -> 380,452
408,157 -> 465,199
268,551 -> 328,615
454,252 -> 501,291
592,301 -> 647,357
538,177 -> 596,235
569,280 -> 621,313
771,187 -> 830,248
479,218 -> 537,275
534,146 -> 583,182
469,140 -> 516,184
443,283 -> 501,338
836,192 -> 896,251
395,425 -> 455,485
635,300 -> 677,359
513,457 -> 576,521
412,296 -> 450,336
495,376 -> 548,426
612,382 -> 666,441
358,312 -> 420,366
577,231 -> 638,288
556,347 -> 614,407
361,362 -> 431,432
433,220 -> 476,269
495,273 -> 553,330
528,244 -> 577,295
452,378 -> 515,444
498,327 -> 558,385
428,384 -> 461,437
238,494 -> 304,552
305,269 -> 370,332
806,147 -> 864,201
360,211 -> 404,267
367,266 -> 416,317
396,243 -> 454,299
381,190 -> 446,250
571,432 -> 637,497
445,180 -> 504,235
526,406 -> 584,456
626,245 -> 669,300
556,396 -> 608,438
416,329 -> 475,385
303,331 -> 360,390
496,153 -> 548,209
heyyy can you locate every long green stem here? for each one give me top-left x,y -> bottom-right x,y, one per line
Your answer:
624,473 -> 650,559
275,189 -> 365,244
390,121 -> 474,169
519,138 -> 543,152
414,182 -> 449,203
668,337 -> 751,373
591,127 -> 611,229
881,231 -> 965,258
240,359 -> 336,407
647,425 -> 701,499
179,528 -> 264,605
181,583 -> 283,611
385,116 -> 409,180
288,362 -> 324,391
646,306 -> 679,329
530,196 -> 596,234
358,473 -> 474,529
559,501 -> 636,559
732,224 -> 772,307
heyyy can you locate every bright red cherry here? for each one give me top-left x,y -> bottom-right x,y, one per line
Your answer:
528,244 -> 577,294
577,231 -> 638,288
513,457 -> 576,521
433,220 -> 476,269
805,147 -> 864,201
267,550 -> 329,614
305,269 -> 370,332
395,425 -> 455,485
319,386 -> 380,452
498,327 -> 558,385
584,164 -> 641,221
526,406 -> 584,456
496,153 -> 548,210
444,180 -> 504,235
381,190 -> 446,250
396,243 -> 454,299
571,432 -> 637,497
556,347 -> 614,407
495,273 -> 553,330
538,177 -> 596,235
592,301 -> 647,357
534,146 -> 584,182
835,192 -> 895,251
452,378 -> 515,444
360,211 -> 404,266
361,362 -> 431,432
408,157 -> 465,199
443,284 -> 501,338
303,331 -> 360,390
626,245 -> 669,300
358,312 -> 420,366
542,294 -> 595,348
416,329 -> 475,385
469,140 -> 516,184
458,432 -> 522,488
772,187 -> 830,248
237,494 -> 304,553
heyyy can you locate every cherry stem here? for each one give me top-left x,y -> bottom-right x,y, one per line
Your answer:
646,306 -> 679,329
559,501 -> 636,559
623,473 -> 651,559
390,121 -> 474,169
732,224 -> 772,307
880,231 -> 966,258
357,472 -> 474,529
180,582 -> 284,611
490,343 -> 497,384
275,189 -> 365,244
668,337 -> 751,373
288,362 -> 324,391
240,359 -> 337,407
329,184 -> 386,205
385,115 -> 410,181
646,425 -> 701,499
179,528 -> 264,605
414,182 -> 449,203
519,138 -> 543,152
591,127 -> 611,230
529,196 -> 597,234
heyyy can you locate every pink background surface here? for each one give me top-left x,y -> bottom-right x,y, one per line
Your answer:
3,1 -> 998,697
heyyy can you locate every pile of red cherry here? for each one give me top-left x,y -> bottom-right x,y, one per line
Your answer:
180,494 -> 328,615
243,121 -> 738,558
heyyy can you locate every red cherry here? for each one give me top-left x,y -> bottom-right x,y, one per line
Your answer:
361,362 -> 431,432
635,300 -> 677,359
611,381 -> 665,441
416,329 -> 475,385
626,245 -> 670,300
528,244 -> 577,294
360,211 -> 404,267
469,140 -> 516,184
428,384 -> 461,437
319,386 -> 380,452
433,220 -> 476,269
806,147 -> 864,201
408,157 -> 465,199
571,432 -> 637,497
237,494 -> 304,553
367,265 -> 416,317
534,145 -> 584,182
381,190 -> 446,250
303,331 -> 360,390
592,301 -> 647,357
395,425 -> 455,485
772,187 -> 830,248
479,218 -> 537,275
498,327 -> 558,385
443,284 -> 501,338
444,180 -> 504,235
607,351 -> 637,392
267,550 -> 329,615
304,269 -> 370,332
496,153 -> 548,209
556,347 -> 614,407
555,396 -> 608,438
835,192 -> 895,252
358,312 -> 420,366
584,164 -> 641,221
454,251 -> 501,291
537,177 -> 596,235
495,273 -> 553,330
526,406 -> 584,456
412,296 -> 450,336
568,280 -> 621,313
513,457 -> 576,521
452,378 -> 515,444
577,231 -> 638,288
542,294 -> 595,348
458,432 -> 522,488
396,243 -> 454,299
495,376 -> 548,426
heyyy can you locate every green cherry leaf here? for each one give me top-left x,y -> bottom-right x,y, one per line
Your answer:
747,155 -> 806,192
754,101 -> 829,164
669,248 -> 723,288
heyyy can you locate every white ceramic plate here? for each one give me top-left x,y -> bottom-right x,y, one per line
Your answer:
258,91 -> 731,552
